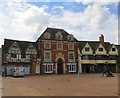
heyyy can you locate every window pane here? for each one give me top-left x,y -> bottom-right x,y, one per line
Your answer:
45,42 -> 50,49
85,47 -> 89,51
11,53 -> 17,58
45,52 -> 50,62
69,64 -> 76,72
112,48 -> 115,51
45,65 -> 53,73
69,53 -> 74,62
68,44 -> 74,50
99,48 -> 103,51
57,43 -> 62,50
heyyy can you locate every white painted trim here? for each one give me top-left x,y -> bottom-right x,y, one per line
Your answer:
67,63 -> 76,65
67,64 -> 77,72
44,41 -> 51,49
68,51 -> 75,62
43,63 -> 54,65
109,44 -> 118,55
44,51 -> 51,62
95,43 -> 107,55
68,43 -> 74,50
82,42 -> 93,54
55,57 -> 65,74
57,42 -> 63,50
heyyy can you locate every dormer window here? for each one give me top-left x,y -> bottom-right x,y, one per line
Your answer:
112,48 -> 116,51
85,47 -> 89,51
44,32 -> 51,39
67,34 -> 73,41
99,48 -> 103,51
56,31 -> 63,40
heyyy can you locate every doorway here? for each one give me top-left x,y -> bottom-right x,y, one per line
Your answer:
86,66 -> 90,73
57,58 -> 63,74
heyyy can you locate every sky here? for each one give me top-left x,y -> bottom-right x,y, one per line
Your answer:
0,0 -> 119,48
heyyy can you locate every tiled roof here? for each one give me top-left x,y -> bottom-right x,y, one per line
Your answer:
4,39 -> 40,58
78,41 -> 112,54
115,45 -> 120,54
37,27 -> 78,42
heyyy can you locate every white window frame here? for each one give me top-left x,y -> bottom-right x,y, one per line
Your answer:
99,48 -> 103,52
44,41 -> 51,49
67,63 -> 76,72
57,42 -> 63,50
85,47 -> 90,51
68,43 -> 74,50
112,48 -> 116,51
68,52 -> 75,62
44,51 -> 51,62
43,63 -> 53,73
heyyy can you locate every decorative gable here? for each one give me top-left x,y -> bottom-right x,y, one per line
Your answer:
109,44 -> 118,55
5,41 -> 22,60
26,43 -> 37,54
43,32 -> 51,39
82,43 -> 93,54
67,34 -> 74,41
95,43 -> 107,55
55,31 -> 63,40
8,41 -> 21,54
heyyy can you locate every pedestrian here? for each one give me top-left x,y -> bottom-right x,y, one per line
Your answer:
102,66 -> 107,77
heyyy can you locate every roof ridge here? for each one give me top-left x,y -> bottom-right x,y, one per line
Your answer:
5,38 -> 35,43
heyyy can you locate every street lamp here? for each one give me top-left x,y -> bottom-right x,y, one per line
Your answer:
78,54 -> 82,78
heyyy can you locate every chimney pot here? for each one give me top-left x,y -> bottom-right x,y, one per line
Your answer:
99,34 -> 104,44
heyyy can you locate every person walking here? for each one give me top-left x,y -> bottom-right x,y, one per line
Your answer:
102,66 -> 107,77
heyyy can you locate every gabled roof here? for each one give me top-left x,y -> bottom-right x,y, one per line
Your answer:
37,27 -> 78,42
4,39 -> 36,51
78,41 -> 111,54
3,39 -> 40,57
115,45 -> 120,55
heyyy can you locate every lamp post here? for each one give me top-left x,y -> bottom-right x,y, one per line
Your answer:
106,54 -> 109,70
78,58 -> 80,78
3,53 -> 8,77
93,54 -> 96,73
78,54 -> 82,78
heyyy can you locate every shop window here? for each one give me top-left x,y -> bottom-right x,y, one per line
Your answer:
45,64 -> 53,73
68,64 -> 76,72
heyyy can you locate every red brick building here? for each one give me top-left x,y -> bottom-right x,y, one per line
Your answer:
2,27 -> 120,76
37,28 -> 78,74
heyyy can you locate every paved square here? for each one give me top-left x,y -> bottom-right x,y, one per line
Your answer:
2,74 -> 118,96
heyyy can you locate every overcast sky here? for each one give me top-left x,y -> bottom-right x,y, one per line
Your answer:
0,0 -> 119,48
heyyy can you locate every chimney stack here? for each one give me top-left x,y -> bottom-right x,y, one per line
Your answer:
99,34 -> 104,44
